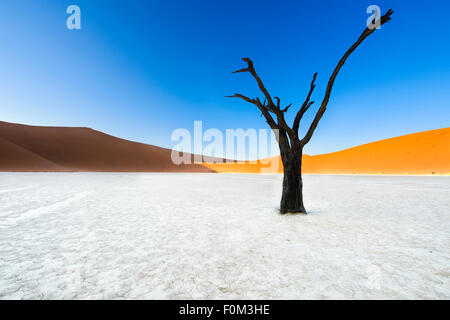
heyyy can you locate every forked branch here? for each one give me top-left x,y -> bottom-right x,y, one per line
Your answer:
226,8 -> 393,148
232,57 -> 275,109
228,58 -> 296,139
301,8 -> 393,146
225,94 -> 278,130
293,72 -> 317,134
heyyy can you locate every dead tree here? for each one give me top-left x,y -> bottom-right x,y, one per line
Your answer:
227,9 -> 393,214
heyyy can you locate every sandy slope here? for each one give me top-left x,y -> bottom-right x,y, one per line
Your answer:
0,137 -> 65,171
2,121 -> 448,174
203,128 -> 450,175
0,121 -> 214,172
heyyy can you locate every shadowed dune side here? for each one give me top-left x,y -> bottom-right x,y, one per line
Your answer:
0,121 -> 215,172
0,137 -> 65,172
203,128 -> 450,175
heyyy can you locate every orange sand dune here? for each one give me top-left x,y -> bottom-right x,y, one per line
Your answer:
203,128 -> 450,175
0,121 -> 215,172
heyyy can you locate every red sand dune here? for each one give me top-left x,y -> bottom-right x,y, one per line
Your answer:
203,128 -> 450,175
0,121 -> 215,172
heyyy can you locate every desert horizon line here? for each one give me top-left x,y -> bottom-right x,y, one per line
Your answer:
1,120 -> 448,161
1,120 -> 449,175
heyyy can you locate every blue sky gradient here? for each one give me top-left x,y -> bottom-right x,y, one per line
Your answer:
0,0 -> 449,157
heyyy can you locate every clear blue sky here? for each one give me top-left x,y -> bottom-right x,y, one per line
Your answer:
0,0 -> 449,157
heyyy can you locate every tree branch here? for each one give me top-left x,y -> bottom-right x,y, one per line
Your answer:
255,98 -> 279,131
281,103 -> 292,113
230,58 -> 296,139
225,94 -> 278,130
293,72 -> 317,133
276,113 -> 295,142
225,93 -> 255,105
301,9 -> 393,146
274,97 -> 281,109
233,57 -> 276,112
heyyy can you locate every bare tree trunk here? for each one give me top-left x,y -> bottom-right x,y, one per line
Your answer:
226,9 -> 393,215
280,142 -> 305,214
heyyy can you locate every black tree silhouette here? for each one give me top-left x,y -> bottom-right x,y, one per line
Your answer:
227,9 -> 393,214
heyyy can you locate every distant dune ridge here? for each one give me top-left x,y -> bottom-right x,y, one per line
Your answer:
0,121 -> 449,174
204,128 -> 450,175
301,128 -> 450,175
0,121 -> 214,172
